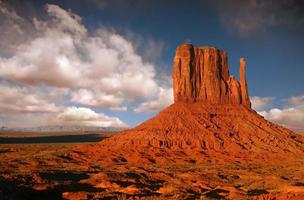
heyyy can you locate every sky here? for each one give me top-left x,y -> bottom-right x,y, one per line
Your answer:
0,0 -> 303,131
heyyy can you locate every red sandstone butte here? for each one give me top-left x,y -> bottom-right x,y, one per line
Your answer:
173,43 -> 250,107
73,43 -> 304,165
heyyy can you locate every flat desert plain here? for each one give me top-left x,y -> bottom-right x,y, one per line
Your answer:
1,131 -> 304,200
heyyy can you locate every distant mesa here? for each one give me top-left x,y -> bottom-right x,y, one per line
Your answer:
72,43 -> 304,165
173,43 -> 250,107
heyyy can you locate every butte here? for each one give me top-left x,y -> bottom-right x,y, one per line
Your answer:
72,43 -> 304,165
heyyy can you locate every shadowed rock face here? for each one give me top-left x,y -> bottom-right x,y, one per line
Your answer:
173,43 -> 251,107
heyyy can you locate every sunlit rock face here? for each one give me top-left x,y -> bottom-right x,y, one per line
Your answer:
173,43 -> 251,107
73,43 -> 304,167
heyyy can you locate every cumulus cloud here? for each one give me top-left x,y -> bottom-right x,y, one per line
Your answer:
0,3 -> 162,110
0,0 -> 23,54
286,95 -> 304,106
259,107 -> 304,130
56,107 -> 126,127
0,1 -> 35,56
134,87 -> 173,113
45,4 -> 87,35
258,94 -> 304,131
0,107 -> 127,128
0,82 -> 61,113
0,1 -> 23,32
0,3 -> 171,127
0,113 -> 54,128
211,0 -> 304,36
70,89 -> 126,111
250,96 -> 274,111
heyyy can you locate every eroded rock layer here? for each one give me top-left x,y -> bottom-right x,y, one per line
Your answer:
173,43 -> 251,107
74,102 -> 304,164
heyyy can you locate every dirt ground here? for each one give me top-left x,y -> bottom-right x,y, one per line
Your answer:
1,140 -> 304,199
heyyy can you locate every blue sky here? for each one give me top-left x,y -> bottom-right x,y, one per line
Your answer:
0,0 -> 303,131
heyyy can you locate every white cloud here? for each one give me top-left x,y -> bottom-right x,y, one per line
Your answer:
0,113 -> 54,128
45,4 -> 87,35
250,96 -> 274,111
0,2 -> 172,128
258,95 -> 304,131
0,2 -> 174,128
0,83 -> 61,113
0,1 -> 26,56
0,3 -> 163,111
286,95 -> 304,107
0,1 -> 23,30
259,107 -> 304,130
134,87 -> 173,113
70,89 -> 126,111
56,107 -> 127,127
0,107 -> 127,128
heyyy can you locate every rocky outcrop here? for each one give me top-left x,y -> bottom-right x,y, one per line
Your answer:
70,43 -> 304,199
73,44 -> 304,164
74,43 -> 304,163
239,58 -> 251,107
173,43 -> 251,107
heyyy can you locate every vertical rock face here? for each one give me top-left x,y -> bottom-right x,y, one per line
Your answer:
239,58 -> 251,107
173,43 -> 251,107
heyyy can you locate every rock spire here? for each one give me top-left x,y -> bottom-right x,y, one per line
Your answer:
173,43 -> 251,107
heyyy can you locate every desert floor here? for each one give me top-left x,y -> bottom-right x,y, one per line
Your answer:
1,132 -> 304,200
